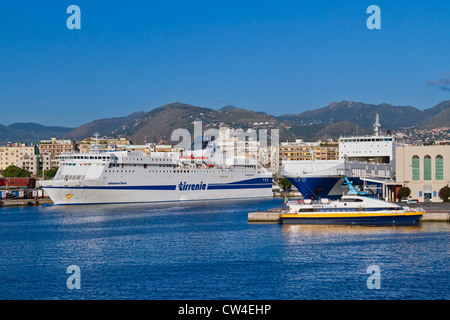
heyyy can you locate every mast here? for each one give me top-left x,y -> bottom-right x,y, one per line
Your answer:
373,114 -> 381,137
91,132 -> 100,153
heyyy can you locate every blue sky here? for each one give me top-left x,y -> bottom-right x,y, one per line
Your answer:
1,0 -> 449,127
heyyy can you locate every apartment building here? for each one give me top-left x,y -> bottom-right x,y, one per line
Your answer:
38,138 -> 77,170
0,144 -> 37,171
279,140 -> 339,163
39,138 -> 76,156
78,137 -> 133,153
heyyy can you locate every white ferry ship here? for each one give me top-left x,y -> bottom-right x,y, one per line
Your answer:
38,137 -> 273,205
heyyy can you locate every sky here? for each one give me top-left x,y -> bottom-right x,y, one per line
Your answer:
0,0 -> 449,127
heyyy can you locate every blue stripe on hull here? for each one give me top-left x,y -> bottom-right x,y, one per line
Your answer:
281,215 -> 423,225
208,184 -> 271,189
42,178 -> 272,191
43,185 -> 176,190
286,176 -> 341,199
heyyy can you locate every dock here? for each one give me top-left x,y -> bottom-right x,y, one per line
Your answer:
0,198 -> 53,207
248,209 -> 286,222
273,191 -> 302,198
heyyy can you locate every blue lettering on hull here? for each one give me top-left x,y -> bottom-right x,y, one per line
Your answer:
178,182 -> 208,191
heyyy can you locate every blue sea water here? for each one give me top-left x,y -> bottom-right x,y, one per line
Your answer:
0,198 -> 448,300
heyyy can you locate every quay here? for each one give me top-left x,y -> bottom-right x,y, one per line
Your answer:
248,208 -> 288,222
248,202 -> 450,223
0,198 -> 53,207
273,191 -> 302,198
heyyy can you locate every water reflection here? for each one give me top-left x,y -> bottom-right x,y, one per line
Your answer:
282,224 -> 424,237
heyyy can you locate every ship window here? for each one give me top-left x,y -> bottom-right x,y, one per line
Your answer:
339,198 -> 363,202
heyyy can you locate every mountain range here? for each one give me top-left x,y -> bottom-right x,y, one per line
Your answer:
1,100 -> 449,145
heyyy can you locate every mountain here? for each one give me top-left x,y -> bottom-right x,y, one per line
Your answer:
219,105 -> 238,111
61,111 -> 147,140
0,123 -> 74,145
277,101 -> 426,129
111,102 -> 292,144
2,100 -> 448,145
421,103 -> 450,129
108,100 -> 449,144
423,100 -> 450,119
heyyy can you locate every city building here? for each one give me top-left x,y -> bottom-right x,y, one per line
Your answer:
39,138 -> 76,157
396,144 -> 449,202
279,140 -> 339,163
17,154 -> 40,175
0,143 -> 38,171
39,138 -> 77,170
216,126 -> 260,159
40,152 -> 59,172
78,137 -> 133,153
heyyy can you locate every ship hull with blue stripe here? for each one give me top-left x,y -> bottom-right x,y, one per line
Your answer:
281,213 -> 423,225
285,176 -> 363,200
281,190 -> 424,225
38,141 -> 273,205
40,176 -> 273,205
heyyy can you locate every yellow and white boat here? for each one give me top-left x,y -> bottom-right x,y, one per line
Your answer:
281,193 -> 424,226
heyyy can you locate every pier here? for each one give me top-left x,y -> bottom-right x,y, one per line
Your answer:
0,198 -> 53,207
248,208 -> 287,222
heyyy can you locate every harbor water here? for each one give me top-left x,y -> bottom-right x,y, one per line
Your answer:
0,198 -> 448,300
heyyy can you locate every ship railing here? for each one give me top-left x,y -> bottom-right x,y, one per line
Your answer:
407,207 -> 425,213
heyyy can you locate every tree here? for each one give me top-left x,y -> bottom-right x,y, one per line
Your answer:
279,178 -> 292,192
44,167 -> 59,180
397,186 -> 411,200
438,186 -> 450,202
1,165 -> 31,178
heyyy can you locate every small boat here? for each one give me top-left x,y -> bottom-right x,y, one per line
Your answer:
280,178 -> 424,225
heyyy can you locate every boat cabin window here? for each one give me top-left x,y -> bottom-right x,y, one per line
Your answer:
339,198 -> 364,202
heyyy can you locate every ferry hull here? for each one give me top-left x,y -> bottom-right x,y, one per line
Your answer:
41,183 -> 273,205
281,213 -> 423,225
285,176 -> 362,200
285,176 -> 342,200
